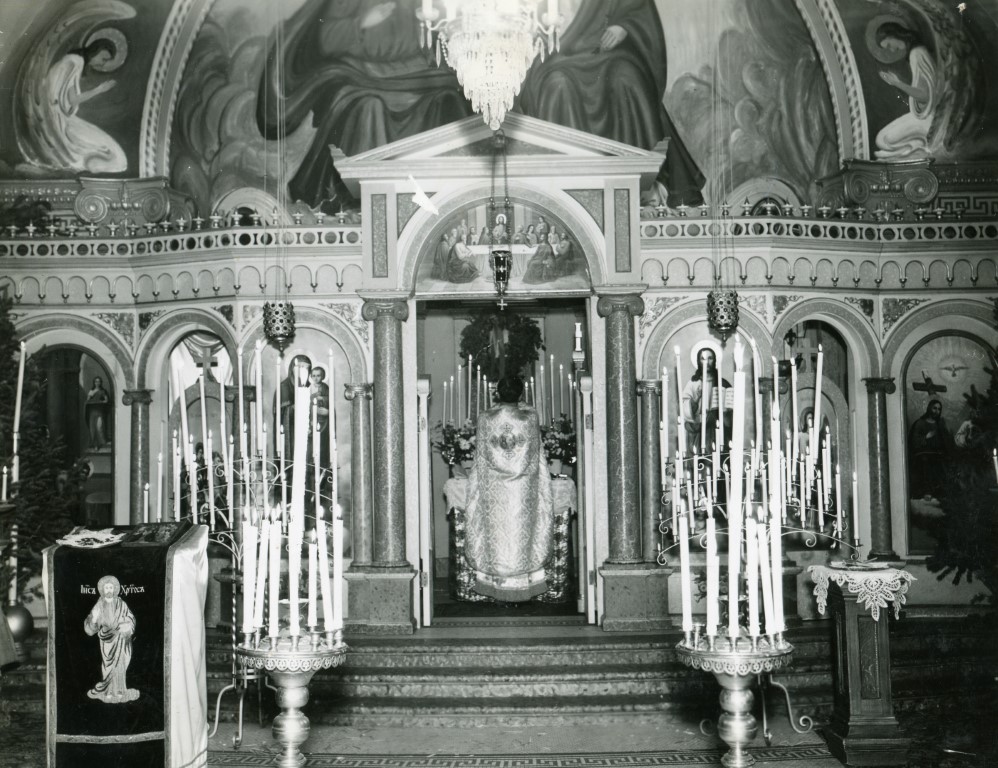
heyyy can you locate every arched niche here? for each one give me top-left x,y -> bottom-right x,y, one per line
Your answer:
398,180 -> 606,295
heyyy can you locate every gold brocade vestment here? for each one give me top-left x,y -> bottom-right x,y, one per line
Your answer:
465,404 -> 553,601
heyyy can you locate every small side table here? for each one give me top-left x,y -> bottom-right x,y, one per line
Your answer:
809,563 -> 915,766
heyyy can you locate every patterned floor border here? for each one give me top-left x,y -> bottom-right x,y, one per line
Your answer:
207,745 -> 840,767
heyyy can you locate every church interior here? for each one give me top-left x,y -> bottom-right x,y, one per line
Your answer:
0,0 -> 996,766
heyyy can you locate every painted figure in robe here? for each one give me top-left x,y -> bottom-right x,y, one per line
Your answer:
84,575 -> 139,703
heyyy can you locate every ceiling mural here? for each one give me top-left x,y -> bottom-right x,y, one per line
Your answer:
0,0 -> 996,216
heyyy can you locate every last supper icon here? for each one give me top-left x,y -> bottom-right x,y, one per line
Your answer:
83,574 -> 140,703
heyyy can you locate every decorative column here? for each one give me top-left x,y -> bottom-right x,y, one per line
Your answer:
810,564 -> 914,765
863,378 -> 899,561
122,389 -> 152,525
349,296 -> 415,634
637,380 -> 662,563
598,292 -> 668,631
345,384 -> 374,566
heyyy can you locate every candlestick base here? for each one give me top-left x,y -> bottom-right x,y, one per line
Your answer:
235,636 -> 347,767
3,601 -> 34,664
676,638 -> 793,767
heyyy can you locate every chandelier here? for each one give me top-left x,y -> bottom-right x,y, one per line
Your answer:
417,0 -> 562,130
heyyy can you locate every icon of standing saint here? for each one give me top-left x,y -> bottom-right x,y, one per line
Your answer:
83,574 -> 139,703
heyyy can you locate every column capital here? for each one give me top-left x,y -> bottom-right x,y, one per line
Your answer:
596,294 -> 644,318
345,383 -> 373,401
361,296 -> 409,322
863,377 -> 897,395
636,379 -> 662,396
122,389 -> 153,406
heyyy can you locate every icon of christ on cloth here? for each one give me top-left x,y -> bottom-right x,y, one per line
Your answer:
83,574 -> 140,703
464,378 -> 553,601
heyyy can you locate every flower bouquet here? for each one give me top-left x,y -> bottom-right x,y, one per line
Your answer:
541,415 -> 576,466
432,419 -> 477,466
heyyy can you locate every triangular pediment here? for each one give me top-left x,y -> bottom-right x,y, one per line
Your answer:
336,113 -> 665,189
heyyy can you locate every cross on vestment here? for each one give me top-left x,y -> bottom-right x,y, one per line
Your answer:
912,369 -> 947,396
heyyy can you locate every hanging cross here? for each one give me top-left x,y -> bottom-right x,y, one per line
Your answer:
911,369 -> 947,396
794,335 -> 821,376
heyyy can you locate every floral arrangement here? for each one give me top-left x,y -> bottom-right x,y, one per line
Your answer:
541,415 -> 576,463
432,419 -> 477,465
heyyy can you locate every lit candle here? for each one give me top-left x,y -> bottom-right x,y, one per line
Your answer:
993,448 -> 998,485
12,341 -> 26,442
188,436 -> 198,521
700,352 -> 709,452
678,515 -> 693,633
476,365 -> 481,418
748,337 -> 762,461
308,529 -> 318,629
219,378 -> 228,475
443,380 -> 449,424
549,354 -> 556,421
790,358 -> 799,465
835,465 -> 843,537
706,513 -> 719,637
242,512 -> 258,634
677,415 -> 686,460
661,366 -> 669,486
288,527 -> 302,637
466,355 -> 472,420
574,321 -> 582,352
539,363 -> 546,423
198,372 -> 209,477
1,467 -> 7,501
559,363 -> 565,417
8,525 -> 18,604
328,349 -> 337,506
143,482 -> 150,524
173,439 -> 181,521
237,345 -> 246,459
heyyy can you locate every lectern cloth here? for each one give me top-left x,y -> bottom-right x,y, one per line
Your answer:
44,522 -> 208,768
465,404 -> 553,601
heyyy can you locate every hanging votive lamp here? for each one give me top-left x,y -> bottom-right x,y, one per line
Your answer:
707,288 -> 739,341
263,300 -> 296,351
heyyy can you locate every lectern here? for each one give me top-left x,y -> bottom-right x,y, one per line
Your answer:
45,522 -> 208,768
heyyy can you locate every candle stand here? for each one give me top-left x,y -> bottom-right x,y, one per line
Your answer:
676,635 -> 794,768
235,636 -> 346,768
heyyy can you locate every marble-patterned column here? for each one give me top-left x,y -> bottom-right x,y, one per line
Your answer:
637,380 -> 662,563
361,297 -> 409,567
122,389 -> 152,525
345,383 -> 374,566
597,293 -> 644,564
863,377 -> 899,561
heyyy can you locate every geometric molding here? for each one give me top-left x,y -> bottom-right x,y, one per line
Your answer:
882,297 -> 930,338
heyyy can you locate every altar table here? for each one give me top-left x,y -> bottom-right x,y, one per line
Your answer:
44,521 -> 209,768
444,476 -> 575,603
810,562 -> 915,766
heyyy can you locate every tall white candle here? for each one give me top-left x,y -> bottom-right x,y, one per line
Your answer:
328,350 -> 337,506
253,515 -> 271,630
237,346 -> 246,459
559,364 -> 565,416
661,366 -> 669,484
242,514 -> 258,634
2,467 -> 7,502
332,511 -> 344,631
706,514 -> 719,637
466,355 -> 472,421
756,513 -> 775,634
700,353 -> 709,452
790,358 -> 799,465
206,430 -> 216,531
188,436 -> 198,521
198,373 -> 209,476
443,380 -> 449,424
316,510 -> 334,632
770,516 -> 785,632
219,378 -> 228,475
308,529 -> 318,628
549,354 -> 556,421
268,511 -> 281,637
475,365 -> 481,419
852,471 -> 860,544
173,440 -> 181,521
538,364 -> 546,423
678,515 -> 693,633
157,451 -> 164,522
749,337 -> 762,461
7,524 -> 17,604
143,482 -> 150,524
728,337 -> 746,640
812,344 -> 824,466
746,515 -> 759,637
835,465 -> 843,537
288,528 -> 302,637
254,340 -> 264,454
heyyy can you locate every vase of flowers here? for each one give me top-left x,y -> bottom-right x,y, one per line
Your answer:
542,415 -> 576,476
432,420 -> 477,477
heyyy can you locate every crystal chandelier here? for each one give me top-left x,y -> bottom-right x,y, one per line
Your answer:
417,0 -> 562,130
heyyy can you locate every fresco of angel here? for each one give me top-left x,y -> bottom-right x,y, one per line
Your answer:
866,1 -> 984,161
14,0 -> 135,175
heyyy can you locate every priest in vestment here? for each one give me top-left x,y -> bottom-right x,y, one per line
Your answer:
465,377 -> 553,601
